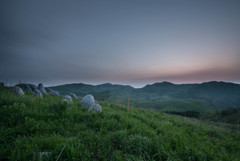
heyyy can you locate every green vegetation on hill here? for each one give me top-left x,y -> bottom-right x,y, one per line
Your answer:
0,87 -> 240,160
50,81 -> 240,111
135,99 -> 217,113
201,107 -> 240,125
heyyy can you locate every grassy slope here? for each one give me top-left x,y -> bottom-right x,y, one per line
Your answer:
201,108 -> 240,125
51,85 -> 216,113
0,87 -> 240,161
135,99 -> 217,113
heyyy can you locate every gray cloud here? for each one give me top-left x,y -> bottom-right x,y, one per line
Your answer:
0,0 -> 240,87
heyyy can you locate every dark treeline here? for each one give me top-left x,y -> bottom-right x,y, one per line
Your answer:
201,107 -> 240,125
165,111 -> 200,118
166,108 -> 240,125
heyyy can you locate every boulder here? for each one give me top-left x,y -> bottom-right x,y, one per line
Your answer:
28,84 -> 37,91
69,93 -> 77,99
45,87 -> 53,93
17,83 -> 32,93
64,95 -> 73,103
81,94 -> 95,107
37,83 -> 47,94
61,98 -> 70,104
49,91 -> 59,96
13,86 -> 24,96
88,104 -> 102,113
45,87 -> 59,96
34,89 -> 43,98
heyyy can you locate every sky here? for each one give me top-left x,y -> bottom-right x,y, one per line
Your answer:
0,0 -> 240,87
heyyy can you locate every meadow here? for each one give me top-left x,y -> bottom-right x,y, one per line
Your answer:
0,87 -> 240,160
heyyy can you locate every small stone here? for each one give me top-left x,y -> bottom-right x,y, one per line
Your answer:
13,86 -> 24,96
45,88 -> 59,96
81,94 -> 95,107
49,91 -> 59,96
38,152 -> 51,161
45,87 -> 53,93
88,104 -> 102,113
64,95 -> 73,103
69,93 -> 77,98
61,98 -> 70,104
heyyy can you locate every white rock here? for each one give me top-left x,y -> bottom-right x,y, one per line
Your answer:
17,83 -> 32,93
45,87 -> 53,93
45,87 -> 59,96
34,89 -> 43,98
49,91 -> 59,96
37,83 -> 47,94
69,93 -> 77,98
28,84 -> 37,91
13,86 -> 24,96
88,104 -> 102,113
61,98 -> 70,104
64,95 -> 73,103
81,94 -> 95,107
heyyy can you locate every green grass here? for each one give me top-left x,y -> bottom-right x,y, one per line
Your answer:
135,99 -> 217,113
200,107 -> 240,125
0,87 -> 240,160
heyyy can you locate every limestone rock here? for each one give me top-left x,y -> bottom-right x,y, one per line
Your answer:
61,98 -> 70,104
28,84 -> 37,91
37,83 -> 47,94
64,95 -> 73,103
81,94 -> 95,107
34,89 -> 43,98
13,86 -> 24,96
17,83 -> 32,93
45,87 -> 53,93
45,87 -> 59,96
69,93 -> 77,99
88,104 -> 102,113
49,91 -> 59,96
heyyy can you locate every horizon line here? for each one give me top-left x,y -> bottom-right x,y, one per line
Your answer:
48,80 -> 240,88
1,80 -> 240,88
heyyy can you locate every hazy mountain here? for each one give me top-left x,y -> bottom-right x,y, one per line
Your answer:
50,81 -> 240,111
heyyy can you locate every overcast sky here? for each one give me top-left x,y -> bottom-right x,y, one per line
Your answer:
1,0 -> 240,87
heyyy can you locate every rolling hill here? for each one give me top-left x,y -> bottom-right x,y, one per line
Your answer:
50,81 -> 240,112
0,87 -> 240,160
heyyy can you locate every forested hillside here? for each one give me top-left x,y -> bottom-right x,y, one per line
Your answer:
50,81 -> 240,111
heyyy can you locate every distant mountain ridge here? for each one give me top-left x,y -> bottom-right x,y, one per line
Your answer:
50,81 -> 240,111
